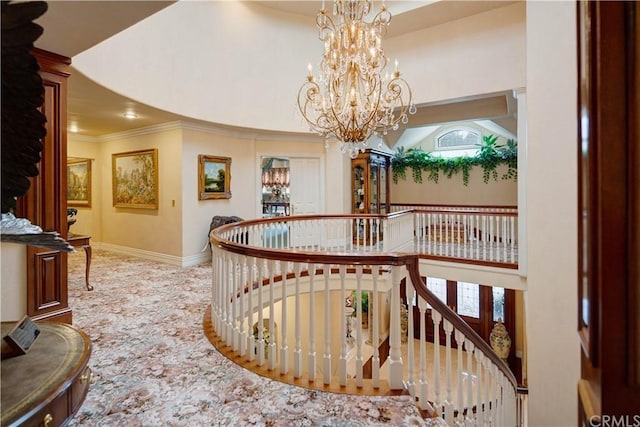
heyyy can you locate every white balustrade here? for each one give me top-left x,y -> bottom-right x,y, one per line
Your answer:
210,212 -> 520,425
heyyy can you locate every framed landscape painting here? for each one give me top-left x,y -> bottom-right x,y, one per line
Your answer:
112,149 -> 158,209
199,155 -> 231,200
67,158 -> 91,207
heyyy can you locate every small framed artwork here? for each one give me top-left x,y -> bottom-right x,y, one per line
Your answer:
112,149 -> 159,209
2,316 -> 40,358
199,155 -> 231,200
67,158 -> 91,207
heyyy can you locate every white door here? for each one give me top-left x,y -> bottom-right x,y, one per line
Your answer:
289,157 -> 321,215
289,157 -> 322,248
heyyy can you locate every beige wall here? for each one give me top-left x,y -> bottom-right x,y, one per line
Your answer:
391,165 -> 517,206
387,2 -> 525,106
99,127 -> 184,257
73,2 -> 526,134
525,2 -> 579,425
0,243 -> 27,321
181,127 -> 258,258
69,123 -> 331,262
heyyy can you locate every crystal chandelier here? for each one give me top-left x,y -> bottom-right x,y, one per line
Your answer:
297,0 -> 416,158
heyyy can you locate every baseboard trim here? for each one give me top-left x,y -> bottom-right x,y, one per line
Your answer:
98,243 -> 210,267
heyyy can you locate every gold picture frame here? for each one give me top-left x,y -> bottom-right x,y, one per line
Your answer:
112,149 -> 159,209
198,155 -> 231,200
67,158 -> 92,207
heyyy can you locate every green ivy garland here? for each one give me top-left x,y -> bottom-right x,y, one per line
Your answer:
391,135 -> 517,186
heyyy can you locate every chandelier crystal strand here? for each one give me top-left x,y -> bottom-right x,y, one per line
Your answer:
297,0 -> 415,158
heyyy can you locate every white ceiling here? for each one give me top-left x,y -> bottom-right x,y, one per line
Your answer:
32,0 -> 518,139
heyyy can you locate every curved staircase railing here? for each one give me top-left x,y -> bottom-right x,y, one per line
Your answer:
207,211 -> 519,425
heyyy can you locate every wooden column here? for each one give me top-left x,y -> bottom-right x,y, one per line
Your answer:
577,1 -> 640,421
16,48 -> 71,323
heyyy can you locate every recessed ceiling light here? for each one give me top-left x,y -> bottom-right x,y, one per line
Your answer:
123,112 -> 138,119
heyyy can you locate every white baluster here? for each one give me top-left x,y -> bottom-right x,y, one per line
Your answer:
355,266 -> 364,387
293,263 -> 302,378
494,368 -> 502,427
482,215 -> 488,260
502,216 -> 507,262
268,260 -> 276,370
389,266 -> 404,390
473,215 -> 479,260
406,285 -> 416,398
483,357 -> 491,427
224,252 -> 233,343
239,256 -> 247,357
443,320 -> 454,426
456,213 -> 461,257
323,265 -> 332,385
510,216 -> 516,263
475,352 -> 484,427
280,260 -> 288,375
428,213 -> 433,254
339,265 -> 348,386
489,216 -> 495,261
465,340 -> 476,426
462,214 -> 467,259
455,330 -> 465,418
256,259 -> 266,366
308,263 -> 317,381
211,247 -> 220,332
247,257 -> 256,362
382,218 -> 389,251
371,265 -> 380,388
490,364 -> 498,426
438,213 -> 443,255
417,294 -> 430,410
232,253 -> 240,352
432,311 -> 442,412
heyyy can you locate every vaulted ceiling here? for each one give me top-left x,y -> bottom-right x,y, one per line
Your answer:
33,1 -> 518,145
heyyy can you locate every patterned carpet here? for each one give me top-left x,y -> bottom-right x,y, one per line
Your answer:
67,250 -> 443,426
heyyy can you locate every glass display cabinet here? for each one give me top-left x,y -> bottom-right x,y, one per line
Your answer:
351,149 -> 391,244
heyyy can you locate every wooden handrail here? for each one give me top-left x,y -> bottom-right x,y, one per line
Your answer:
391,203 -> 518,210
211,231 -> 417,266
404,256 -> 518,388
413,209 -> 518,217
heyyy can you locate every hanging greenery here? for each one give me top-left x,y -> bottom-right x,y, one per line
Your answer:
391,135 -> 518,186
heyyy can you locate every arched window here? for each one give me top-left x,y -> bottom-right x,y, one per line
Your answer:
436,129 -> 481,150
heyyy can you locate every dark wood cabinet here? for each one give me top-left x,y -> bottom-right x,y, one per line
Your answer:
1,322 -> 92,427
351,149 -> 391,244
351,149 -> 391,215
16,49 -> 71,323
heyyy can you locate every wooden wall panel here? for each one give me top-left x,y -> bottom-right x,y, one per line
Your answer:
16,49 -> 71,323
577,0 -> 640,420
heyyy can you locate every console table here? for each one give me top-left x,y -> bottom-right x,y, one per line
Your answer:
67,234 -> 93,291
1,322 -> 92,426
263,201 -> 290,216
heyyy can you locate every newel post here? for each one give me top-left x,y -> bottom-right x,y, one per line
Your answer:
388,266 -> 404,389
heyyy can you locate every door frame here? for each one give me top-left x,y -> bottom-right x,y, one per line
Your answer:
256,152 -> 325,218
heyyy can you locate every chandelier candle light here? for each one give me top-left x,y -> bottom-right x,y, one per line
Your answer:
297,0 -> 416,158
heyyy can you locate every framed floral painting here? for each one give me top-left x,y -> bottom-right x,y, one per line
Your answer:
67,158 -> 92,207
112,149 -> 158,209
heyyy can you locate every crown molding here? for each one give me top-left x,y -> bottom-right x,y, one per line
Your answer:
180,121 -> 322,143
96,121 -> 184,142
92,120 -> 323,144
68,133 -> 100,144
